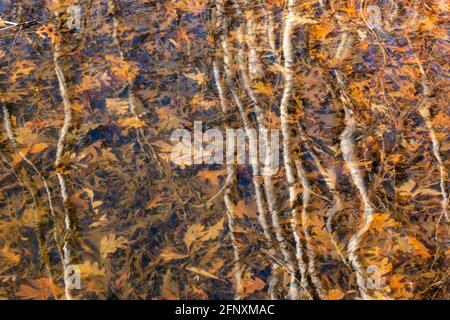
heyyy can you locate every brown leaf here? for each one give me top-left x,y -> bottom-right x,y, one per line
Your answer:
16,278 -> 61,300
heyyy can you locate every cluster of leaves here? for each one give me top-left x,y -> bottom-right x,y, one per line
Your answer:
0,0 -> 448,300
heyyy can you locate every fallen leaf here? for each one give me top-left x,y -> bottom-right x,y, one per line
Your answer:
29,142 -> 48,154
160,249 -> 189,262
100,233 -> 128,259
186,266 -> 223,281
184,224 -> 205,251
16,278 -> 61,300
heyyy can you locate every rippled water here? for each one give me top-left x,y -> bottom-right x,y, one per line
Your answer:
0,0 -> 448,300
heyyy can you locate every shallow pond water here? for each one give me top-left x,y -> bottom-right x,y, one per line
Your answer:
0,0 -> 448,300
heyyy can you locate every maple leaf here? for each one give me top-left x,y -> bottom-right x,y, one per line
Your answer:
100,233 -> 128,259
16,278 -> 61,300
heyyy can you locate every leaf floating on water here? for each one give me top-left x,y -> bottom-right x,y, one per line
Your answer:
242,277 -> 266,294
28,142 -> 48,154
253,81 -> 273,96
198,218 -> 224,242
183,224 -> 205,251
100,233 -> 128,259
184,72 -> 206,86
325,289 -> 345,300
160,249 -> 189,262
16,278 -> 61,300
77,261 -> 106,278
117,117 -> 145,129
186,266 -> 223,281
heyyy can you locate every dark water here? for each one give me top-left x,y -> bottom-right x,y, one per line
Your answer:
0,0 -> 448,300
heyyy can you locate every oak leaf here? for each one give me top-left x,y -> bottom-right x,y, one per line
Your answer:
100,233 -> 128,259
16,278 -> 61,300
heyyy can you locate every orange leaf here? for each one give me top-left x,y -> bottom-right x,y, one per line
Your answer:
17,278 -> 61,300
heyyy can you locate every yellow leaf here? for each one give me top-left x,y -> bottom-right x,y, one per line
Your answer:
100,233 -> 128,259
325,289 -> 345,300
29,142 -> 48,154
0,245 -> 20,265
407,237 -> 431,260
253,81 -> 273,96
117,117 -> 145,129
160,249 -> 189,262
369,214 -> 400,233
174,0 -> 207,15
199,218 -> 224,242
92,200 -> 103,209
75,75 -> 102,93
89,214 -> 107,228
397,180 -> 416,195
413,188 -> 442,197
77,261 -> 106,278
16,278 -> 61,300
389,275 -> 413,299
311,21 -> 334,40
10,60 -> 36,82
196,169 -> 227,186
184,72 -> 206,85
184,224 -> 205,251
45,0 -> 75,11
105,55 -> 138,82
186,266 -> 223,281
106,98 -> 129,116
